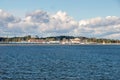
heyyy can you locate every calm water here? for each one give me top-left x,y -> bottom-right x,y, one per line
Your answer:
0,45 -> 120,80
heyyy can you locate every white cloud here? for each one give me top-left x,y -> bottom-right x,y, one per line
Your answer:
0,9 -> 20,36
74,16 -> 120,39
0,9 -> 120,39
103,33 -> 120,39
25,10 -> 50,23
8,10 -> 78,36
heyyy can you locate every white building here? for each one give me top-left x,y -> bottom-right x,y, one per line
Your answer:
70,38 -> 81,44
61,40 -> 70,44
48,41 -> 60,44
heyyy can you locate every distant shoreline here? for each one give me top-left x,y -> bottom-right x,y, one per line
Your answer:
0,43 -> 120,46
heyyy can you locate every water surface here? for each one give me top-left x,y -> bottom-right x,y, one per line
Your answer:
0,45 -> 120,80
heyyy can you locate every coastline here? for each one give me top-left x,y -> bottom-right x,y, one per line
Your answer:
0,43 -> 120,46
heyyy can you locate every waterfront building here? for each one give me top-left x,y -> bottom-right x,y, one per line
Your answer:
48,41 -> 60,44
28,39 -> 45,43
70,38 -> 81,44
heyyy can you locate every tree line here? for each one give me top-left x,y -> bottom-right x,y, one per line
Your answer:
0,35 -> 120,43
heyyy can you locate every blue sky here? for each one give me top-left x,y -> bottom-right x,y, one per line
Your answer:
0,0 -> 120,39
0,0 -> 120,20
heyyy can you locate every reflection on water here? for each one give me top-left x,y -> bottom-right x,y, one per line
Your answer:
0,45 -> 120,80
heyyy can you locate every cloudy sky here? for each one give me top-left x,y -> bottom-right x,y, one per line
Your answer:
0,0 -> 120,39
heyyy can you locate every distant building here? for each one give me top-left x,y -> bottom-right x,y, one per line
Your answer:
48,41 -> 60,44
102,41 -> 106,44
70,38 -> 81,44
28,39 -> 45,43
61,39 -> 70,44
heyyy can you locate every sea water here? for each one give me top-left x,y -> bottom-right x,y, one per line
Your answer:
0,45 -> 120,80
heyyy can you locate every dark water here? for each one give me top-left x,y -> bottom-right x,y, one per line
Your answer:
0,45 -> 120,80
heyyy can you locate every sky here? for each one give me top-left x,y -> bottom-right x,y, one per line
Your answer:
0,0 -> 120,39
0,0 -> 120,20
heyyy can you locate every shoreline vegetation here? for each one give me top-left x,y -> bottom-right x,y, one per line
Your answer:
0,35 -> 120,45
